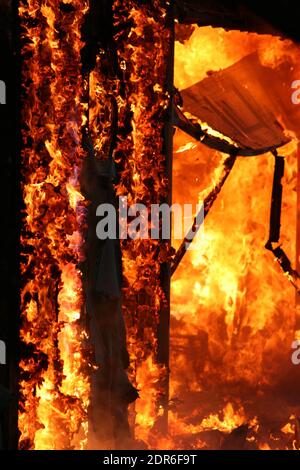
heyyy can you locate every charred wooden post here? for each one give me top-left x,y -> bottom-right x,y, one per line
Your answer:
112,0 -> 174,443
82,0 -> 137,449
157,3 -> 175,432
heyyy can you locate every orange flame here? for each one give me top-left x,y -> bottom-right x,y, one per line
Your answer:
112,0 -> 171,446
19,0 -> 90,450
169,25 -> 300,450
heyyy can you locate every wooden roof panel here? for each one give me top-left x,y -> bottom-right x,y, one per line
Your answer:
181,53 -> 289,150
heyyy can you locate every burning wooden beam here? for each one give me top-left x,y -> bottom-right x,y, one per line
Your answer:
112,0 -> 174,443
19,0 -> 90,450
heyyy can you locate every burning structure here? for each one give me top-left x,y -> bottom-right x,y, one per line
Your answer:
1,0 -> 300,451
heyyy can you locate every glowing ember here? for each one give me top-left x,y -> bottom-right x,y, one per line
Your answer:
19,0 -> 90,450
113,0 -> 171,445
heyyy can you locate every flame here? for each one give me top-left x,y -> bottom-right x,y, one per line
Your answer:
198,403 -> 246,434
175,142 -> 197,154
170,25 -> 300,450
20,3 -> 300,451
175,26 -> 300,89
112,0 -> 171,446
19,0 -> 90,450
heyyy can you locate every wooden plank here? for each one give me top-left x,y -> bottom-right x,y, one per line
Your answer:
181,53 -> 288,150
157,4 -> 175,434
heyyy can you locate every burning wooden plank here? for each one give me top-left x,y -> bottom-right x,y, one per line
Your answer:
180,53 -> 288,150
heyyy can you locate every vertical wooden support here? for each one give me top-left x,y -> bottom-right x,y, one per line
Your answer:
157,5 -> 174,433
296,144 -> 300,315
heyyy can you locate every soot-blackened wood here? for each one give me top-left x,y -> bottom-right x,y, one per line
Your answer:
157,5 -> 175,433
81,0 -> 117,75
82,0 -> 137,449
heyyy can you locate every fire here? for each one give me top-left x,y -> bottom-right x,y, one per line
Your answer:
112,0 -> 171,446
198,403 -> 246,434
170,26 -> 300,449
17,2 -> 300,451
175,26 -> 300,88
19,0 -> 90,450
135,356 -> 166,442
